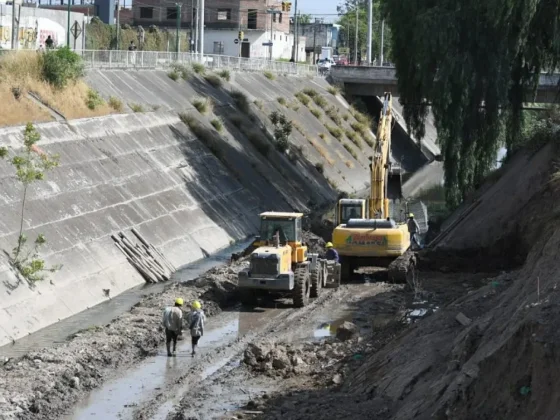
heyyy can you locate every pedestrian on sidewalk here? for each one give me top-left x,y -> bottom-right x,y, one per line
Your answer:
186,300 -> 206,357
163,298 -> 184,357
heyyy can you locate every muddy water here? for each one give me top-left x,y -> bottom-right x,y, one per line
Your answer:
0,239 -> 253,359
66,314 -> 241,420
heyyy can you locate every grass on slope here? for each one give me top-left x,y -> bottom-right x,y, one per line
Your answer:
0,51 -> 114,126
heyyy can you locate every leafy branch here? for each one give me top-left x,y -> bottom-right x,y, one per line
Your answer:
269,111 -> 293,152
1,123 -> 61,283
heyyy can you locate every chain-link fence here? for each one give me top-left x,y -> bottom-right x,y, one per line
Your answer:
79,50 -> 318,76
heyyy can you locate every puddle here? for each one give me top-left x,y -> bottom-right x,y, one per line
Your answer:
0,239 -> 253,359
66,318 -> 240,420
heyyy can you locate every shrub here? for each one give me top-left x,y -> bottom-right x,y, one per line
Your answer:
313,94 -> 328,109
85,89 -> 104,110
170,63 -> 193,80
230,90 -> 250,113
295,92 -> 310,106
344,142 -> 358,159
269,111 -> 292,152
263,70 -> 275,80
351,121 -> 368,136
342,113 -> 349,121
192,97 -> 213,114
277,97 -> 287,106
345,160 -> 354,168
129,103 -> 144,112
179,113 -> 223,158
167,70 -> 180,81
108,96 -> 123,112
217,69 -> 231,81
326,106 -> 342,125
254,99 -> 263,110
41,46 -> 84,89
354,110 -> 372,126
192,62 -> 206,74
315,162 -> 324,173
318,133 -> 326,140
290,101 -> 300,111
364,135 -> 375,147
302,88 -> 318,97
326,124 -> 343,140
309,107 -> 322,120
327,86 -> 339,95
210,118 -> 224,132
345,129 -> 362,149
204,73 -> 223,88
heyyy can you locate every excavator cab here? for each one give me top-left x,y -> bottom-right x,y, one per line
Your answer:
335,199 -> 367,225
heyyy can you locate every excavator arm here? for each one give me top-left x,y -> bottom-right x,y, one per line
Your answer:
369,93 -> 393,219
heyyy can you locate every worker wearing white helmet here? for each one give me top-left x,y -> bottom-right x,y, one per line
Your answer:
407,213 -> 420,248
186,300 -> 206,357
162,297 -> 184,357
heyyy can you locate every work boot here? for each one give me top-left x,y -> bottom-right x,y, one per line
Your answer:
166,343 -> 172,357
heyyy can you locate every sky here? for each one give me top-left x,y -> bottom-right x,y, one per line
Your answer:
294,0 -> 340,23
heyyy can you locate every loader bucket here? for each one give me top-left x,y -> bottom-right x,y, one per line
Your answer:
387,173 -> 403,200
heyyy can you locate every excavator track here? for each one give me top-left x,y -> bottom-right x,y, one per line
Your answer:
387,250 -> 417,289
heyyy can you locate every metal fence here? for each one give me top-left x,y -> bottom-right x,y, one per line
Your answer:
79,50 -> 318,76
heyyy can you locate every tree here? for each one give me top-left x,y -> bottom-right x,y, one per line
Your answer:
0,123 -> 61,283
336,0 -> 391,63
297,14 -> 312,24
269,111 -> 293,152
383,0 -> 560,207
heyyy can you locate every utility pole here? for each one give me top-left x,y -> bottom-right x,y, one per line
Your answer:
366,0 -> 372,65
199,0 -> 204,60
313,18 -> 317,63
194,0 -> 198,54
11,1 -> 16,49
380,19 -> 384,65
67,0 -> 71,47
354,1 -> 358,64
270,10 -> 274,61
116,0 -> 120,50
175,3 -> 182,54
291,0 -> 298,62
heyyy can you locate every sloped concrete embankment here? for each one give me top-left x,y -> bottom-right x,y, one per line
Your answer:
86,70 -> 379,195
0,108 -> 307,348
341,142 -> 560,419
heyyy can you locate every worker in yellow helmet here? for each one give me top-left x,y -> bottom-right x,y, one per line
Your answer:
186,300 -> 206,357
162,298 -> 184,357
325,242 -> 339,263
407,213 -> 420,249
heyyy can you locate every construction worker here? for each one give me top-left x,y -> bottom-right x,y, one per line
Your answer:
407,213 -> 421,248
325,242 -> 339,263
186,300 -> 206,357
163,298 -> 184,357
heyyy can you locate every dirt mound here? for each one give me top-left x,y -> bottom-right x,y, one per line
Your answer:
303,231 -> 326,254
0,262 -> 246,420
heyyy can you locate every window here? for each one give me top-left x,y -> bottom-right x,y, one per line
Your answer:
213,41 -> 224,55
139,7 -> 153,19
279,12 -> 282,23
260,217 -> 301,243
166,7 -> 177,20
248,9 -> 257,29
273,13 -> 276,23
340,205 -> 363,224
217,8 -> 231,20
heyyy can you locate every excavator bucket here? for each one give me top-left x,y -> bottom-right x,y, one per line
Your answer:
387,173 -> 403,200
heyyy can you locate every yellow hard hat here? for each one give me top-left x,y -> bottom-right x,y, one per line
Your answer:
326,242 -> 333,248
192,300 -> 201,310
409,213 -> 414,218
175,298 -> 184,306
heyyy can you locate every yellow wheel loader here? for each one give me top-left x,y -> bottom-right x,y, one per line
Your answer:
238,212 -> 340,308
331,93 -> 416,286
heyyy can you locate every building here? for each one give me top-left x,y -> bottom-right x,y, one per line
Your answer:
133,0 -> 304,59
291,20 -> 337,60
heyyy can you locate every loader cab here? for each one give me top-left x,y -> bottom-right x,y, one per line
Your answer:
257,212 -> 307,264
335,199 -> 367,226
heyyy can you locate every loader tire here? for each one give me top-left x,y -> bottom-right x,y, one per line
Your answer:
310,263 -> 323,298
293,266 -> 311,308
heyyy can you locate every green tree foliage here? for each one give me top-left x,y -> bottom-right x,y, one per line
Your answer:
41,47 -> 84,89
297,14 -> 312,24
269,111 -> 293,152
383,0 -> 560,207
337,0 -> 391,62
0,123 -> 61,283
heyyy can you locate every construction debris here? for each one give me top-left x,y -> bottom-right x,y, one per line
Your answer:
455,312 -> 472,326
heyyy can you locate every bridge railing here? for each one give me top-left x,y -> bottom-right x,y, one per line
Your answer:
79,50 -> 318,76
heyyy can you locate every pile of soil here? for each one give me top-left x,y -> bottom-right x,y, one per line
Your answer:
0,259 -> 248,420
302,231 -> 326,254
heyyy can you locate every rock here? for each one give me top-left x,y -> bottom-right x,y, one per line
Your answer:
291,356 -> 306,366
336,322 -> 359,341
455,312 -> 472,326
70,377 -> 80,389
332,374 -> 343,385
272,353 -> 290,370
244,342 -> 271,366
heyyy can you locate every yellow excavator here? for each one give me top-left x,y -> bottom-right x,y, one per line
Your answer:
332,93 -> 416,284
